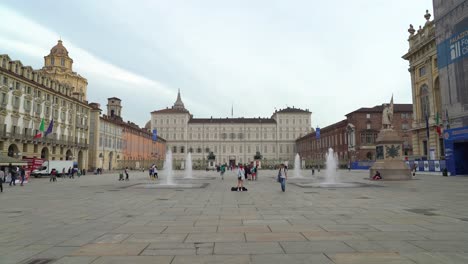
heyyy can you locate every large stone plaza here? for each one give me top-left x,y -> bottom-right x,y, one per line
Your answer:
1,170 -> 468,264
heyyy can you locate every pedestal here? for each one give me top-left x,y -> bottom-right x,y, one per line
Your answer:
369,129 -> 411,180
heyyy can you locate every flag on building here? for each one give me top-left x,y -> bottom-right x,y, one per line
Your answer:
425,114 -> 430,139
445,108 -> 450,129
315,127 -> 320,140
435,112 -> 442,137
33,118 -> 45,139
152,129 -> 157,141
45,119 -> 54,137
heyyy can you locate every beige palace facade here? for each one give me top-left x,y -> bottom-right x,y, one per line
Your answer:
150,91 -> 312,168
0,40 -> 90,167
402,11 -> 444,160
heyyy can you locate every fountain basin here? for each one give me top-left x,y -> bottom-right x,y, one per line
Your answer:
292,182 -> 382,188
135,183 -> 209,189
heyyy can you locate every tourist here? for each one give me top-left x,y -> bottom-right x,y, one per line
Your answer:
251,164 -> 257,181
245,164 -> 251,181
372,171 -> 382,180
20,166 -> 25,186
0,167 -> 4,192
50,168 -> 57,182
9,164 -> 16,186
236,164 -> 245,191
153,166 -> 158,179
68,167 -> 72,179
220,164 -> 226,180
278,163 -> 288,192
125,167 -> 129,181
311,166 -> 315,175
149,165 -> 153,180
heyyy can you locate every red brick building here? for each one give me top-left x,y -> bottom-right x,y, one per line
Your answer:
296,104 -> 413,167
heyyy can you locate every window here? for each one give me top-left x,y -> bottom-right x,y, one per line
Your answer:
172,146 -> 177,153
420,85 -> 430,118
366,124 -> 371,129
366,114 -> 370,119
13,96 -> 20,109
197,147 -> 202,153
419,66 -> 426,77
51,57 -> 55,65
360,132 -> 377,144
180,146 -> 185,153
402,123 -> 409,130
61,58 -> 65,66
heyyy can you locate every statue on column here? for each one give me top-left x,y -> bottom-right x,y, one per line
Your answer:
382,95 -> 394,129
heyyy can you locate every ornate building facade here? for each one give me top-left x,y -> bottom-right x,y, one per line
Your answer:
150,91 -> 312,168
0,43 -> 90,168
402,11 -> 444,160
296,104 -> 413,166
89,98 -> 166,171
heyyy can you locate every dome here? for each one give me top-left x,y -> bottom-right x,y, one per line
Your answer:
50,40 -> 69,56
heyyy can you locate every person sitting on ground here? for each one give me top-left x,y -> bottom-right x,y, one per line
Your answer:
372,170 -> 382,180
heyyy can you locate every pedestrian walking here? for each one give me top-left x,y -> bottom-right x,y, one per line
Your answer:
236,164 -> 245,191
153,166 -> 158,179
125,167 -> 129,181
20,166 -> 25,186
278,163 -> 288,192
9,165 -> 17,186
220,164 -> 226,180
0,167 -> 4,193
149,166 -> 153,180
50,169 -> 57,182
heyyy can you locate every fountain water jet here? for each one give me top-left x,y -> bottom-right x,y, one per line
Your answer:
163,149 -> 174,185
185,152 -> 193,179
293,153 -> 303,178
324,148 -> 339,183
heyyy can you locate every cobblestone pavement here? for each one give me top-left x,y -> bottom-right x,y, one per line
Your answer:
1,169 -> 468,264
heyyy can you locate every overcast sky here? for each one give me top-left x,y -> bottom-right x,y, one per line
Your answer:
0,0 -> 433,128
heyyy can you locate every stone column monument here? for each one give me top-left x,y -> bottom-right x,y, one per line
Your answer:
369,96 -> 411,180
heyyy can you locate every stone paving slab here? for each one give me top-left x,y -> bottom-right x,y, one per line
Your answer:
123,233 -> 188,243
214,242 -> 284,254
185,233 -> 245,243
91,256 -> 174,264
251,253 -> 334,264
245,232 -> 307,242
71,243 -> 149,256
280,241 -> 356,254
172,255 -> 250,264
327,252 -> 415,264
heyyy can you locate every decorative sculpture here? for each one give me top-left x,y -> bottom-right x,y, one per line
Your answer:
382,95 -> 394,129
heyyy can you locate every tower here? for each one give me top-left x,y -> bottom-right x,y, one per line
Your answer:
173,89 -> 186,110
107,97 -> 122,118
41,40 -> 88,101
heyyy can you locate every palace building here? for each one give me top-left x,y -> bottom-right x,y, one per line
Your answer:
150,90 -> 312,168
0,40 -> 90,168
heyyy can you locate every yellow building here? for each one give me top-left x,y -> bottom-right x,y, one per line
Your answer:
402,10 -> 443,160
41,40 -> 88,101
88,99 -> 124,171
0,49 -> 90,168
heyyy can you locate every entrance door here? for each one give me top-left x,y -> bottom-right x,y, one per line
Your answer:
229,159 -> 236,168
454,141 -> 468,175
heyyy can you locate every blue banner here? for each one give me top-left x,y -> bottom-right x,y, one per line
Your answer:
315,127 -> 320,140
152,129 -> 157,141
437,27 -> 468,69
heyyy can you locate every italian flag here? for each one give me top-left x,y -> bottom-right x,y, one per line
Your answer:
33,118 -> 45,139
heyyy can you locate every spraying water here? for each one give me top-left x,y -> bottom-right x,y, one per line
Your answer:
324,148 -> 339,183
293,153 -> 302,178
163,149 -> 174,185
185,152 -> 193,178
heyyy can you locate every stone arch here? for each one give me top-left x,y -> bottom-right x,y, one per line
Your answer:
41,147 -> 49,160
65,149 -> 73,160
7,144 -> 19,157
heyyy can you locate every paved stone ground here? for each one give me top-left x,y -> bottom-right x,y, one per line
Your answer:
1,169 -> 468,264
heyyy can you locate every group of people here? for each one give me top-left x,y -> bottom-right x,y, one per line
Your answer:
0,164 -> 27,192
148,164 -> 159,180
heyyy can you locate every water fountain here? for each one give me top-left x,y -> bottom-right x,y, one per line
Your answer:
185,152 -> 193,179
292,148 -> 373,188
293,153 -> 303,178
164,149 -> 174,185
139,149 -> 209,189
324,148 -> 338,183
